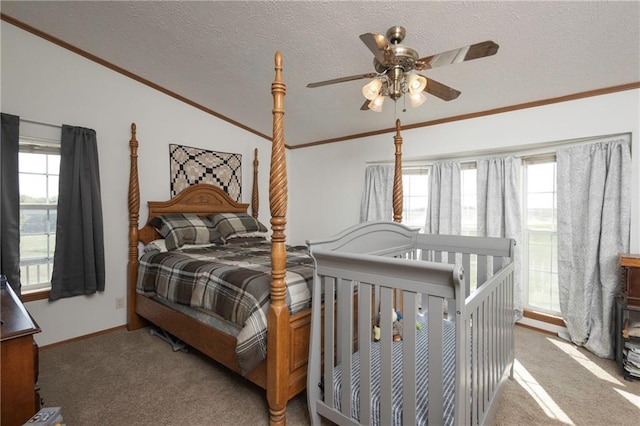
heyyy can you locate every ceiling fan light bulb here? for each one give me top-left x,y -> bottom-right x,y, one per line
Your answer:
362,78 -> 383,101
368,95 -> 385,112
409,91 -> 427,108
407,74 -> 427,94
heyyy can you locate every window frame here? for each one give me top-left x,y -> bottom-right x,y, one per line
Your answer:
521,154 -> 559,316
18,137 -> 61,299
401,165 -> 430,231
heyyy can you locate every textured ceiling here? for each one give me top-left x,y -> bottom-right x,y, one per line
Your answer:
2,1 -> 639,147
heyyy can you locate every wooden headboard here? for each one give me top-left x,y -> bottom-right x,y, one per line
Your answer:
137,184 -> 250,244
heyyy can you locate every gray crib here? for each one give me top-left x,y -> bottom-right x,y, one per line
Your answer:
306,221 -> 515,426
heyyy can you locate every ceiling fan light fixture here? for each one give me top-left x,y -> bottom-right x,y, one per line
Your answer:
407,74 -> 427,94
362,78 -> 383,101
409,91 -> 427,108
368,95 -> 385,112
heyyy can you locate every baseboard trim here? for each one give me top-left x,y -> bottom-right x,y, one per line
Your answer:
517,316 -> 568,336
523,309 -> 565,327
38,325 -> 128,351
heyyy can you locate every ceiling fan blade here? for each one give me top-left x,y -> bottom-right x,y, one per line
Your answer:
360,99 -> 370,111
421,76 -> 461,101
307,72 -> 377,88
359,32 -> 396,65
416,40 -> 499,70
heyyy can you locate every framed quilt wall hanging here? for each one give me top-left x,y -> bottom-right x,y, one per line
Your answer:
169,144 -> 242,202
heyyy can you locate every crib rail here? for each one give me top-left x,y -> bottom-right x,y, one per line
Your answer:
416,233 -> 514,297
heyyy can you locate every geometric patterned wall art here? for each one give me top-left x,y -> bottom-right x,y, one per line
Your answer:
169,144 -> 242,201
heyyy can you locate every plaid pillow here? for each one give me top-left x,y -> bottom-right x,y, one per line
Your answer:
150,214 -> 223,250
208,212 -> 268,242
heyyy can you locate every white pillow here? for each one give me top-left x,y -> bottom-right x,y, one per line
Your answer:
144,239 -> 168,253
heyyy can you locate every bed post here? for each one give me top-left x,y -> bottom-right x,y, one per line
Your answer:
252,148 -> 259,219
127,122 -> 144,331
267,51 -> 289,426
393,119 -> 403,223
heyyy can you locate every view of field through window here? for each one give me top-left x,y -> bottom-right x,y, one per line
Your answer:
402,167 -> 429,232
19,151 -> 59,289
524,160 -> 559,314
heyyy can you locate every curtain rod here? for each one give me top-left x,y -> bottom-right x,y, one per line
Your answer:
368,132 -> 631,165
20,117 -> 62,129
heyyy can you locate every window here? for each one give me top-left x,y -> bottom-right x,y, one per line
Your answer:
401,166 -> 429,231
523,157 -> 559,314
19,139 -> 60,292
402,155 -> 561,316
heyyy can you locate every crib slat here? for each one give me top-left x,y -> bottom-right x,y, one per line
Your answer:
477,254 -> 487,287
358,283 -> 372,426
486,291 -> 492,398
489,290 -> 496,395
324,277 -> 336,410
492,255 -> 502,275
402,292 -> 417,425
498,282 -> 504,376
379,287 -> 394,426
462,252 -> 471,298
481,299 -> 487,412
428,295 -> 444,425
338,279 -> 354,417
471,307 -> 478,426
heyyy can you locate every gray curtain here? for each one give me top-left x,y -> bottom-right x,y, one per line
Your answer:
425,161 -> 461,234
360,165 -> 394,222
50,125 -> 105,300
556,138 -> 631,358
0,113 -> 21,295
477,156 -> 522,317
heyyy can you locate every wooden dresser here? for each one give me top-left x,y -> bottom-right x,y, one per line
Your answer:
620,254 -> 640,307
1,280 -> 41,426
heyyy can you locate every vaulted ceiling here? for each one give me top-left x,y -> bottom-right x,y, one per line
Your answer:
2,1 -> 639,147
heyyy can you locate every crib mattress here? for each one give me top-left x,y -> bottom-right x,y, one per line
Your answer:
332,315 -> 456,426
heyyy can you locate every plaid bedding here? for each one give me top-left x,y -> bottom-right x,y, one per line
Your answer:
137,240 -> 313,373
209,212 -> 268,241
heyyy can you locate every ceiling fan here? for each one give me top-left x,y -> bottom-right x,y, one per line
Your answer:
307,26 -> 499,112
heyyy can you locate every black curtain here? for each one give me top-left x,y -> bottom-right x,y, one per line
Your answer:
1,113 -> 21,295
50,125 -> 105,300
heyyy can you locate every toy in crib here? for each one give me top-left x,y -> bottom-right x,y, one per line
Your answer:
372,310 -> 422,342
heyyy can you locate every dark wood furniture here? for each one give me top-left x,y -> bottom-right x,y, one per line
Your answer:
1,280 -> 41,426
620,253 -> 640,307
616,254 -> 640,381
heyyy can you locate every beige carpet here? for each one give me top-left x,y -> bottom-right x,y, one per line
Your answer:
37,325 -> 639,425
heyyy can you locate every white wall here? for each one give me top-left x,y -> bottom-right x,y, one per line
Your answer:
288,90 -> 640,252
1,22 -> 271,346
3,20 -> 639,346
